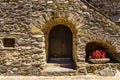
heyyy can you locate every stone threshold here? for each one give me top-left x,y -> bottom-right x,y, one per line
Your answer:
42,58 -> 76,76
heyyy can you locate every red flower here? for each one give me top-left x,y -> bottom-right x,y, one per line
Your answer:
90,50 -> 106,59
100,50 -> 106,58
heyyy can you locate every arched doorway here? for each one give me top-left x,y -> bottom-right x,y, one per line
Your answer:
48,25 -> 73,62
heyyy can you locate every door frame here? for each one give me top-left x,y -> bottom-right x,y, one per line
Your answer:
42,18 -> 77,64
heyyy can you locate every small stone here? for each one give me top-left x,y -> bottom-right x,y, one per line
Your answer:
32,62 -> 41,67
32,47 -> 43,53
32,54 -> 43,60
12,68 -> 18,71
31,24 -> 42,34
32,42 -> 39,45
32,0 -> 38,1
82,5 -> 87,10
36,37 -> 45,42
39,42 -> 45,47
98,67 -> 116,76
22,63 -> 31,66
0,65 -> 7,73
32,35 -> 43,38
20,46 -> 31,50
47,1 -> 53,4
12,62 -> 21,67
5,62 -> 12,66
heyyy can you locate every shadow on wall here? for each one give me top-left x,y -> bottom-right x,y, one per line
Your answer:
85,40 -> 118,63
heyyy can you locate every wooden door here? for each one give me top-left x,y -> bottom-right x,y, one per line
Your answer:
49,25 -> 72,58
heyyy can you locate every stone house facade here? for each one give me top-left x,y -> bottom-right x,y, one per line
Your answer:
0,0 -> 120,75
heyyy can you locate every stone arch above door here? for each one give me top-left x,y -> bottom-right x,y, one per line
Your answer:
42,18 -> 77,35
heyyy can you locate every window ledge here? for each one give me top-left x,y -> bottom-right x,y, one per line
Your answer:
0,47 -> 16,50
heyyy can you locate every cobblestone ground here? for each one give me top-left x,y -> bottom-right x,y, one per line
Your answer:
0,75 -> 120,80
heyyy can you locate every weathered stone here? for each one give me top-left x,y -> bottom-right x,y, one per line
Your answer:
18,69 -> 31,75
19,46 -> 32,50
32,47 -> 43,53
0,0 -> 119,76
12,68 -> 19,71
32,35 -> 43,38
5,62 -> 12,66
17,38 -> 26,45
97,67 -> 116,76
32,67 -> 41,75
36,37 -> 45,42
12,61 -> 21,67
0,65 -> 7,73
34,44 -> 43,48
90,0 -> 120,21
4,18 -> 17,24
39,42 -> 45,47
47,1 -> 53,4
32,61 -> 41,67
30,24 -> 42,34
31,42 -> 39,45
32,54 -> 41,59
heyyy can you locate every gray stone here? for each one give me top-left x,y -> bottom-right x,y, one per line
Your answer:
32,35 -> 43,38
12,61 -> 21,67
12,68 -> 19,71
5,62 -> 12,66
32,61 -> 41,67
0,65 -> 7,73
22,63 -> 31,66
32,54 -> 41,60
17,38 -> 26,45
32,47 -> 43,53
32,68 -> 41,75
36,38 -> 45,42
31,42 -> 39,45
20,46 -> 32,50
34,44 -> 43,48
97,67 -> 116,76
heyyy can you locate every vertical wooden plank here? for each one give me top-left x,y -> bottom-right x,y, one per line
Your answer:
49,25 -> 72,58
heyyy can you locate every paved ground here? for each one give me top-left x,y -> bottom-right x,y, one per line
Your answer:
0,70 -> 120,80
0,75 -> 120,80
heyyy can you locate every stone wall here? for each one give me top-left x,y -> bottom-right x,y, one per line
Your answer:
89,0 -> 120,22
0,0 -> 120,75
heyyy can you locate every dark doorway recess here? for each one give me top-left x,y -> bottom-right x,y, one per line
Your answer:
48,25 -> 73,63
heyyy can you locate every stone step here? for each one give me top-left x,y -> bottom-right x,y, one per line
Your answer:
45,63 -> 74,67
41,72 -> 77,76
45,61 -> 76,70
42,66 -> 77,76
42,58 -> 77,76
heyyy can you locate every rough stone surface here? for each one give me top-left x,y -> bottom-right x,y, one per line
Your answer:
90,0 -> 120,22
94,67 -> 116,76
0,0 -> 120,75
99,68 -> 116,76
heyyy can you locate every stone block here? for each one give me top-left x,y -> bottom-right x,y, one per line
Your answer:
96,67 -> 116,76
31,24 -> 42,34
0,65 -> 7,73
32,35 -> 43,38
32,47 -> 43,53
5,62 -> 12,66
